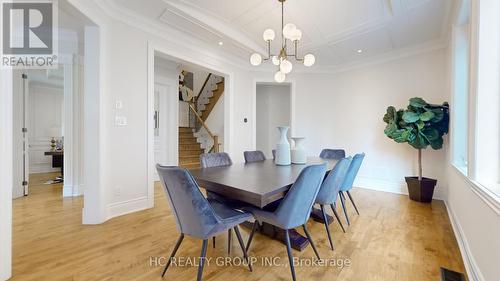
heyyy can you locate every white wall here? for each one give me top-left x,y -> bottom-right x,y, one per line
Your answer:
256,84 -> 291,158
446,168 -> 500,281
275,49 -> 449,197
27,84 -> 64,174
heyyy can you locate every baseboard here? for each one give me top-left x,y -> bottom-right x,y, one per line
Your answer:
444,200 -> 485,281
63,184 -> 84,197
107,196 -> 150,219
29,164 -> 59,174
354,175 -> 446,200
354,175 -> 407,195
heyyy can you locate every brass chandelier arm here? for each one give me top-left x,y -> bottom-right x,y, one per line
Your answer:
262,40 -> 276,61
292,40 -> 304,61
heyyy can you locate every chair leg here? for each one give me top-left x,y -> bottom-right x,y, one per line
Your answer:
330,204 -> 346,233
302,224 -> 321,259
233,226 -> 253,272
246,221 -> 259,252
284,230 -> 297,281
227,229 -> 232,255
320,205 -> 334,250
162,234 -> 184,278
339,191 -> 350,226
196,239 -> 208,281
346,191 -> 360,215
212,236 -> 215,248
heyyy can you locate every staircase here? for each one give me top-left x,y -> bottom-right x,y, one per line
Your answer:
178,73 -> 224,169
196,74 -> 224,121
178,127 -> 202,169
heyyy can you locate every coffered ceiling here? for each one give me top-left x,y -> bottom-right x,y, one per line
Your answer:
106,0 -> 455,70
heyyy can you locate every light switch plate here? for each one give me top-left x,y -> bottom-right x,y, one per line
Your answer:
115,100 -> 123,109
115,116 -> 127,126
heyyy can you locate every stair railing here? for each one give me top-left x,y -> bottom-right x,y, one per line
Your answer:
187,103 -> 220,153
193,73 -> 212,114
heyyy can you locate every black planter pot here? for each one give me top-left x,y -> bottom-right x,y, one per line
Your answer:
405,177 -> 437,203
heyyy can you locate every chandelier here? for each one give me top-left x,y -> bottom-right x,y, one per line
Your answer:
249,0 -> 315,82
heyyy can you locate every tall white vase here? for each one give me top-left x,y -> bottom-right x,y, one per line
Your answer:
275,126 -> 291,166
291,137 -> 306,164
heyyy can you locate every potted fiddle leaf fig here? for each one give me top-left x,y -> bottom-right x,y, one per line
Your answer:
383,97 -> 449,203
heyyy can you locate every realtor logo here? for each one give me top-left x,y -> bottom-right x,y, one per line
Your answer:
1,1 -> 58,68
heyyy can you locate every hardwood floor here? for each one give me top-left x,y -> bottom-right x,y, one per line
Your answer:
12,173 -> 466,280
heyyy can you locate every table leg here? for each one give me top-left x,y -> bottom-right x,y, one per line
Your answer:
242,221 -> 309,251
310,207 -> 334,225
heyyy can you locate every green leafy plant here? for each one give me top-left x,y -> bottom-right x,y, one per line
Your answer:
383,97 -> 449,180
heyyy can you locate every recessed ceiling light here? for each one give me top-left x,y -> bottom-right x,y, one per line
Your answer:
357,49 -> 363,53
218,41 -> 224,46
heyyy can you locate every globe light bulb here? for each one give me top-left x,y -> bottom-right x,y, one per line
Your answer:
263,29 -> 275,41
282,23 -> 297,40
303,53 -> 315,67
280,59 -> 293,74
250,53 -> 262,66
272,56 -> 280,66
274,71 -> 286,83
290,29 -> 302,42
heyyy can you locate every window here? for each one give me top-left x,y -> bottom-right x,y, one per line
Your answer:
451,24 -> 469,173
472,0 -> 500,198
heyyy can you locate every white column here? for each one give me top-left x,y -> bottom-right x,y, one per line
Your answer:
63,57 -> 75,197
82,26 -> 106,224
0,69 -> 13,280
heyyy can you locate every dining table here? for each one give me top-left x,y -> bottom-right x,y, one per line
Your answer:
189,156 -> 339,251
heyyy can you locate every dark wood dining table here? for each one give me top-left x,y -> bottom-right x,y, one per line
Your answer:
189,157 -> 339,251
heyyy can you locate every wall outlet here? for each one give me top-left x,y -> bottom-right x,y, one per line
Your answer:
115,116 -> 128,126
114,186 -> 121,197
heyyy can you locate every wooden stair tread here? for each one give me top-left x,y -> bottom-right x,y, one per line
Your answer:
178,126 -> 202,168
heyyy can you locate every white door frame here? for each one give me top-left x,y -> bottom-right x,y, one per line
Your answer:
12,70 -> 29,198
147,42 -> 234,207
252,79 -> 296,150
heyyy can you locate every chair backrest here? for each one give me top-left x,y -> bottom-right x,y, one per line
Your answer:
156,164 -> 221,238
319,149 -> 346,159
200,152 -> 233,168
275,163 -> 327,229
244,150 -> 266,163
340,153 -> 365,191
316,157 -> 351,205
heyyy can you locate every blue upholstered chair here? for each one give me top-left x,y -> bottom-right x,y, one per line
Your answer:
156,165 -> 253,280
199,152 -> 235,253
244,150 -> 266,163
314,157 -> 351,250
339,153 -> 365,225
200,152 -> 233,168
244,164 -> 327,281
319,149 -> 346,160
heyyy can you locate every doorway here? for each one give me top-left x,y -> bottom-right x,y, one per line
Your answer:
255,83 -> 292,159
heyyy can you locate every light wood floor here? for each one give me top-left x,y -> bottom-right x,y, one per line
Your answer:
12,173 -> 466,281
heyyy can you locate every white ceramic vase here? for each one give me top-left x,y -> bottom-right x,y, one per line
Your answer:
291,137 -> 306,164
275,126 -> 291,165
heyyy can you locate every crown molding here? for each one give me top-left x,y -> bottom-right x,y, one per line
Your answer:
94,0 -> 253,72
303,38 -> 448,74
